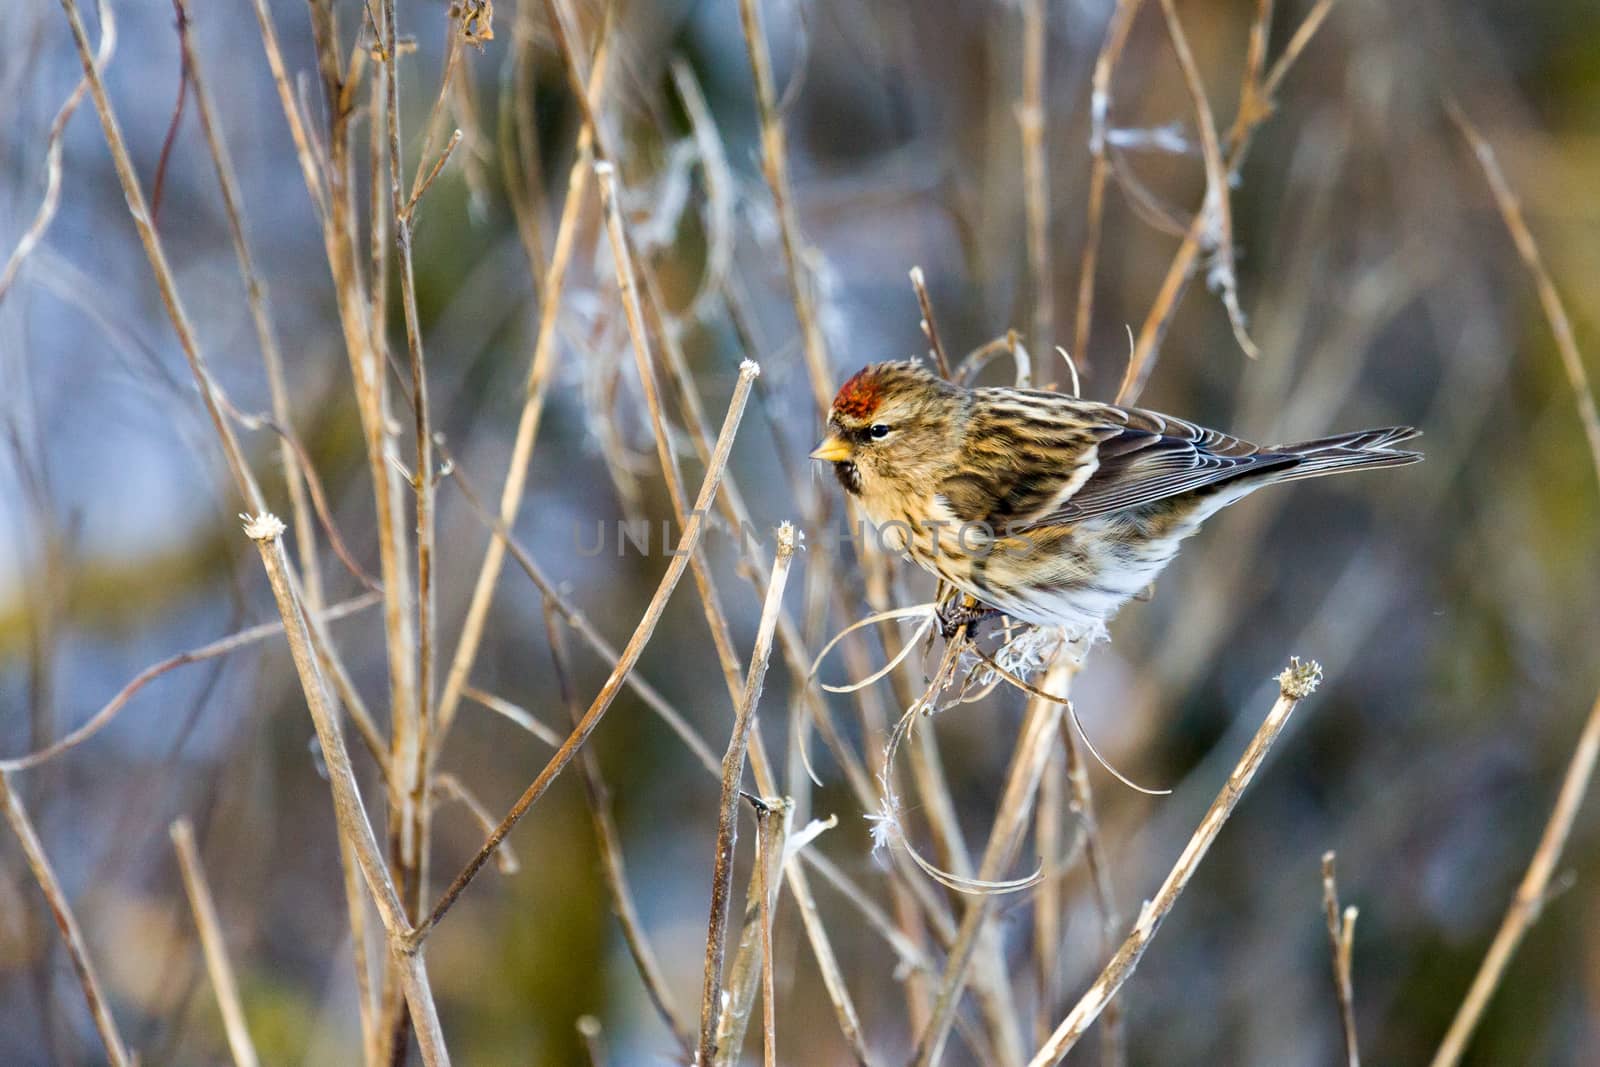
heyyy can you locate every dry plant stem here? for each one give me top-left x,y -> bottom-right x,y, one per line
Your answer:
751,797 -> 788,1067
596,163 -> 748,710
1074,0 -> 1144,373
1117,0 -> 1340,404
169,819 -> 260,1067
244,517 -> 450,1066
911,267 -> 954,379
433,19 -> 614,746
545,610 -> 695,1058
699,527 -> 798,1065
1156,0 -> 1259,362
913,652 -> 1076,1067
1020,0 -> 1052,357
0,0 -> 113,304
441,456 -> 721,773
0,772 -> 132,1066
417,363 -> 758,939
540,5 -> 871,1053
1059,719 -> 1125,1067
252,0 -> 418,817
176,0 -> 321,609
1447,106 -> 1600,489
56,0 -> 263,510
0,593 -> 378,772
378,0 -> 440,938
1426,108 -> 1600,1067
737,0 -> 835,412
1321,852 -> 1360,1067
1034,749 -> 1064,1043
1027,659 -> 1322,1066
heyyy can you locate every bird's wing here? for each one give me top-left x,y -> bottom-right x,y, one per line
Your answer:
1026,406 -> 1296,525
939,393 -> 1293,529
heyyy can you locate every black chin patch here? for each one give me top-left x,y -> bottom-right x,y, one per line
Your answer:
832,460 -> 861,495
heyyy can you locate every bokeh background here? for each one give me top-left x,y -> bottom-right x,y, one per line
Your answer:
3,0 -> 1600,1063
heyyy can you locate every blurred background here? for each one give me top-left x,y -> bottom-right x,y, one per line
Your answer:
3,0 -> 1599,1063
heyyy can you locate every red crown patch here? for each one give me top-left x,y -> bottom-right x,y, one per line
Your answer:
831,366 -> 883,420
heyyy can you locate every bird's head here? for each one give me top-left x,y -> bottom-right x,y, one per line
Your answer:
811,361 -> 962,499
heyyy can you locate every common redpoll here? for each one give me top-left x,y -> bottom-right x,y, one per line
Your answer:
810,361 -> 1420,636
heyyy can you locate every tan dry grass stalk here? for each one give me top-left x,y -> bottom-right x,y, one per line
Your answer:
169,819 -> 260,1067
1027,659 -> 1323,1066
1429,106 -> 1600,1067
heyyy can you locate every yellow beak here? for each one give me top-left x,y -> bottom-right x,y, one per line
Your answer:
809,434 -> 851,462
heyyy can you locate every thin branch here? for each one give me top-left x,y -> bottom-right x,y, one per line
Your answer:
1073,0 -> 1144,375
0,0 -> 114,304
545,608 -> 695,1059
56,0 -> 264,508
415,361 -> 759,940
1427,105 -> 1600,1067
434,6 -> 615,745
438,450 -> 722,774
1059,720 -> 1124,1067
0,593 -> 380,772
699,525 -> 798,1065
1321,851 -> 1360,1067
1027,658 -> 1323,1066
737,0 -> 835,412
240,514 -> 449,1067
912,649 -> 1077,1067
1446,104 -> 1600,490
1020,0 -> 1052,357
0,772 -> 133,1066
1157,0 -> 1260,362
170,819 -> 260,1067
1116,0 -> 1341,404
752,797 -> 787,1067
910,267 -> 953,379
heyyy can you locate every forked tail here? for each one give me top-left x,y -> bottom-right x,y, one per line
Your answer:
1269,426 -> 1423,482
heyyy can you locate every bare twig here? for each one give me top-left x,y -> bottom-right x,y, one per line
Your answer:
1157,0 -> 1260,362
1060,720 -> 1124,1067
1027,659 -> 1323,1066
749,794 -> 789,1067
912,648 -> 1077,1067
170,819 -> 260,1067
56,0 -> 263,507
910,267 -> 953,380
1020,0 -> 1052,357
1427,106 -> 1600,1067
0,0 -> 114,304
1321,852 -> 1360,1067
1073,0 -> 1143,374
0,772 -> 132,1066
1446,105 -> 1600,490
241,514 -> 449,1067
0,593 -> 380,772
545,608 -> 695,1058
439,451 -> 722,774
175,0 -> 321,611
1116,0 -> 1341,404
416,362 -> 759,939
434,8 -> 614,746
699,525 -> 798,1064
737,0 -> 835,412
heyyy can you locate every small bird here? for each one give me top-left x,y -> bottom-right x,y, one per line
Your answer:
810,361 -> 1420,637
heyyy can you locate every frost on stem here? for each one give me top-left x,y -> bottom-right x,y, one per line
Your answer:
1278,657 -> 1323,700
241,511 -> 286,541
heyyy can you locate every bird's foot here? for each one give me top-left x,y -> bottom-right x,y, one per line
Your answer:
936,600 -> 1002,641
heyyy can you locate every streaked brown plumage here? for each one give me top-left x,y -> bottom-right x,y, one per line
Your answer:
810,361 -> 1421,635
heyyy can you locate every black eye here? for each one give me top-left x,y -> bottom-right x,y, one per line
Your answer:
869,423 -> 892,439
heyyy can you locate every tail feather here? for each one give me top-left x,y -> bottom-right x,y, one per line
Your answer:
1269,426 -> 1423,483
